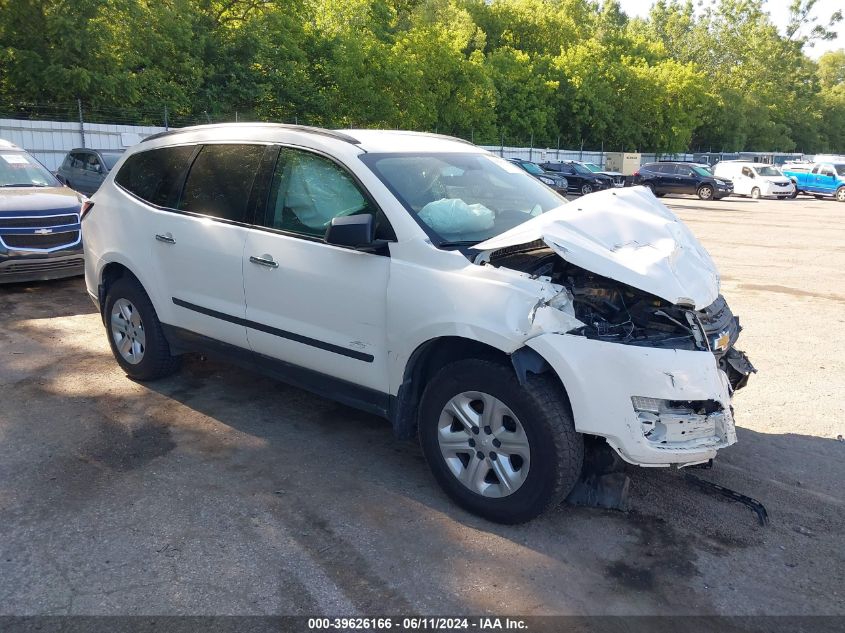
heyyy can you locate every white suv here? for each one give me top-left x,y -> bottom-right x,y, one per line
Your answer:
82,124 -> 754,523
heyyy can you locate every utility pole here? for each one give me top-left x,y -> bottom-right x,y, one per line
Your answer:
77,98 -> 85,148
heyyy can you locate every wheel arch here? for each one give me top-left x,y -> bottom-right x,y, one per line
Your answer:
390,336 -> 559,440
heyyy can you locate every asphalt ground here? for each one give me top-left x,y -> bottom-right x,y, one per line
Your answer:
0,192 -> 843,616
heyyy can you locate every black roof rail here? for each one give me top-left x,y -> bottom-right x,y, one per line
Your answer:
140,123 -> 361,146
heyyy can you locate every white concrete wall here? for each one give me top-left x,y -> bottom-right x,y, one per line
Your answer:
0,119 -> 167,171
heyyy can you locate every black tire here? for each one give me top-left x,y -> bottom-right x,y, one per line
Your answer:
419,359 -> 583,524
104,276 -> 180,381
643,182 -> 656,195
580,183 -> 593,196
750,187 -> 761,199
789,183 -> 799,198
836,186 -> 845,202
697,184 -> 714,200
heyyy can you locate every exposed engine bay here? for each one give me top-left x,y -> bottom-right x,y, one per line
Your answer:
483,241 -> 756,391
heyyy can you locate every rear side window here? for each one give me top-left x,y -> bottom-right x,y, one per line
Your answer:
178,144 -> 265,222
115,146 -> 195,208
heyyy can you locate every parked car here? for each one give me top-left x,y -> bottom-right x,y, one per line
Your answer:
0,139 -> 85,283
580,161 -> 625,187
506,158 -> 569,195
83,124 -> 754,523
56,148 -> 124,196
782,162 -> 845,201
632,162 -> 733,200
539,161 -> 610,195
712,161 -> 795,199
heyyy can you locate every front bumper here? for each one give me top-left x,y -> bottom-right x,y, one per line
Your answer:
527,333 -> 742,467
0,248 -> 84,284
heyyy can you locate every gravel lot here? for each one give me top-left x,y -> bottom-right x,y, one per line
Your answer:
1,193 -> 843,616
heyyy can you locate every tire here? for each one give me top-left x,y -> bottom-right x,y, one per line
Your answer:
419,359 -> 583,524
104,276 -> 180,381
697,184 -> 714,200
751,187 -> 761,199
789,184 -> 798,198
580,183 -> 593,196
836,186 -> 845,202
643,182 -> 656,195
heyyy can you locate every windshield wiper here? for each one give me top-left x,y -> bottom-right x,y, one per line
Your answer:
1,183 -> 40,188
438,240 -> 481,248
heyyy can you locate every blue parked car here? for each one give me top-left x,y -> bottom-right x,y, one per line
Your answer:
782,162 -> 845,202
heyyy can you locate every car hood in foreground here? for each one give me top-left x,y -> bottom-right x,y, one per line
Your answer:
0,187 -> 85,214
472,187 -> 720,309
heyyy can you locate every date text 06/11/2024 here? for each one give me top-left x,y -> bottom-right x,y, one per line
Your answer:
307,617 -> 528,630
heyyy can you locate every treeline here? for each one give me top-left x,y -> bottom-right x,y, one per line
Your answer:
0,0 -> 843,153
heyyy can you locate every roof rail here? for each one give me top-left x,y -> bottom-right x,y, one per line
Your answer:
140,123 -> 361,146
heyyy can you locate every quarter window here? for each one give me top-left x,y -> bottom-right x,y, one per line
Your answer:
263,148 -> 392,240
178,144 -> 265,222
115,146 -> 196,207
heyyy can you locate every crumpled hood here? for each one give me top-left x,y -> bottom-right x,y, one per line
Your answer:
473,187 -> 720,309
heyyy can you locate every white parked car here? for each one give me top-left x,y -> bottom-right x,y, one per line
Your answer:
712,161 -> 796,199
82,124 -> 755,523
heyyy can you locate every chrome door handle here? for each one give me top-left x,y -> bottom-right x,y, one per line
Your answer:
155,233 -> 175,244
249,255 -> 279,269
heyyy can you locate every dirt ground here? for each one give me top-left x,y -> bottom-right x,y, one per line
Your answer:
0,193 -> 843,616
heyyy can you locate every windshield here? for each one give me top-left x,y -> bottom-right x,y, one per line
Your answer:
692,165 -> 713,177
754,165 -> 781,177
571,163 -> 592,175
520,161 -> 545,176
0,151 -> 60,187
101,152 -> 123,170
362,152 -> 566,244
583,163 -> 602,173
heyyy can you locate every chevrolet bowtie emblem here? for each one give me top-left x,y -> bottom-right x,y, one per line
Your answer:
34,228 -> 53,235
714,331 -> 730,351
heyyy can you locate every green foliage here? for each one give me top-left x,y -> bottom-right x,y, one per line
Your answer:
0,0 -> 843,153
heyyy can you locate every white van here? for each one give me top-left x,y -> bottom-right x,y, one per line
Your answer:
713,161 -> 795,199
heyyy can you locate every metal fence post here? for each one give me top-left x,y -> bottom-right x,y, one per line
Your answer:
529,133 -> 534,162
500,133 -> 504,157
77,98 -> 85,148
164,105 -> 169,131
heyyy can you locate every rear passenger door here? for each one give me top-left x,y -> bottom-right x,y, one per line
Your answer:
139,144 -> 267,349
241,146 -> 393,394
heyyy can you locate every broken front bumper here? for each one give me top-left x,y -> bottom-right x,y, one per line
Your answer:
527,333 -> 745,467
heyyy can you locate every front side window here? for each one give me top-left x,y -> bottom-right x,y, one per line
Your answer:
264,148 -> 389,239
821,166 -> 836,177
362,152 -> 565,244
115,145 -> 195,207
178,144 -> 265,222
85,154 -> 102,173
0,151 -> 60,188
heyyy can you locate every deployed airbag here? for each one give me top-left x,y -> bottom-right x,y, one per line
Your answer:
419,198 -> 495,235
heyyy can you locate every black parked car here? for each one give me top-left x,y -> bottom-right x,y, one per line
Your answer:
56,148 -> 124,196
506,158 -> 569,196
539,161 -> 609,195
632,162 -> 733,200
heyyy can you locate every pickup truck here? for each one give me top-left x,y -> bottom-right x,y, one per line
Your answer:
782,162 -> 845,201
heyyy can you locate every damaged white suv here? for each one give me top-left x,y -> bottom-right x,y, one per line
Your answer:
83,124 -> 754,523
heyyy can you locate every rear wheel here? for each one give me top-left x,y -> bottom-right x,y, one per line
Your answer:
698,184 -> 714,200
836,186 -> 845,202
104,276 -> 180,381
751,187 -> 761,199
419,359 -> 583,524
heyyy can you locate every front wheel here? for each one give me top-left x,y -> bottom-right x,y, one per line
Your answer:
698,184 -> 714,200
580,183 -> 593,196
751,187 -> 761,199
419,359 -> 583,524
104,276 -> 180,381
789,184 -> 799,198
836,186 -> 845,202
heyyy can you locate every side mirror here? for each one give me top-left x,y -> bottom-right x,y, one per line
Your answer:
325,214 -> 375,249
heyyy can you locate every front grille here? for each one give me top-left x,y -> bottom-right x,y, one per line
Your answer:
0,214 -> 78,229
0,258 -> 83,275
1,231 -> 80,249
